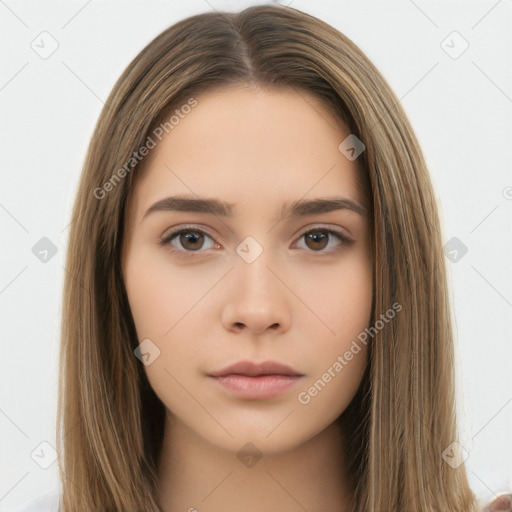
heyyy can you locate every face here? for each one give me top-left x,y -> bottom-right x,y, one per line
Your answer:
122,85 -> 373,455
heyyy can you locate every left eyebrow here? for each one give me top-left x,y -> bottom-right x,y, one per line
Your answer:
282,197 -> 366,218
141,194 -> 366,224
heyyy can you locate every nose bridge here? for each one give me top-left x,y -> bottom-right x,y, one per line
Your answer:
234,234 -> 280,297
220,234 -> 291,334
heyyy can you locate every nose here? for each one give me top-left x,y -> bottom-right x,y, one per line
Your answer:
220,248 -> 292,336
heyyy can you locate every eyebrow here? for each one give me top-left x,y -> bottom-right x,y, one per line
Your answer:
141,194 -> 366,223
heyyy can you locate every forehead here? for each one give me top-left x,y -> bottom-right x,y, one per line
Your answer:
127,85 -> 366,222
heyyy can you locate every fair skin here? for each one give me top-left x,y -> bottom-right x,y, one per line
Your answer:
122,84 -> 372,512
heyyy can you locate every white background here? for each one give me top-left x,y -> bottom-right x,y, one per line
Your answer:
1,0 -> 511,510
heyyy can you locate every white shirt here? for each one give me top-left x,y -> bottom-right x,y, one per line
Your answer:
9,488 -> 512,511
8,490 -> 60,512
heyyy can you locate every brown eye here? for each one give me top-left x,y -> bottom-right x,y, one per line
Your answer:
304,230 -> 329,251
296,228 -> 351,253
178,230 -> 206,251
159,227 -> 216,254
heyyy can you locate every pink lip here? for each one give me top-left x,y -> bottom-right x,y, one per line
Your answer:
208,360 -> 304,399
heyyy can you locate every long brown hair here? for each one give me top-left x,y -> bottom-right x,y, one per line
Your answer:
57,5 -> 478,511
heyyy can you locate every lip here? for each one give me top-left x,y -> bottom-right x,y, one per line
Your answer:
209,360 -> 302,378
207,360 -> 304,400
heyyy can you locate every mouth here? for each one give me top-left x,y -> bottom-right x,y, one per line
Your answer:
207,360 -> 304,399
208,360 -> 303,378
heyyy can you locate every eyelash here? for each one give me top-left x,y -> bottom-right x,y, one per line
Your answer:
157,224 -> 353,257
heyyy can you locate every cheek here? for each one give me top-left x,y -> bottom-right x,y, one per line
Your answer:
124,247 -> 211,340
123,252 -> 209,410
294,265 -> 371,423
300,251 -> 373,346
295,345 -> 367,434
124,266 -> 168,339
123,249 -> 221,406
294,252 -> 372,404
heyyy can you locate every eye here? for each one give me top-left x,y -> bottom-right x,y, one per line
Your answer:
292,227 -> 353,253
158,226 -> 217,254
157,225 -> 353,256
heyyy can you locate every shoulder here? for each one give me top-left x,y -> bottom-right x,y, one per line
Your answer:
482,492 -> 512,512
8,490 -> 60,512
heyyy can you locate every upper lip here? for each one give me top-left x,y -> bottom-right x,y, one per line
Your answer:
208,360 -> 303,377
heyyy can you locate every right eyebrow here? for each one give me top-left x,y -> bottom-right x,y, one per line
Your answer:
142,196 -> 235,221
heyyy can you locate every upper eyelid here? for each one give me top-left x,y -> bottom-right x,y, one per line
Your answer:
163,222 -> 351,235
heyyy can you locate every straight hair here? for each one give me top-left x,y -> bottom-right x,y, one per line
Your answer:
57,5 -> 478,511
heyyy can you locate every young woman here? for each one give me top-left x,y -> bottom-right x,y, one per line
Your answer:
15,3 -> 505,511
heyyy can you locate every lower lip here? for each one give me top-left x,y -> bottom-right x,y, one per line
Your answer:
211,374 -> 302,399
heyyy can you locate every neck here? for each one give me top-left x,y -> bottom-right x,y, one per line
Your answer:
156,414 -> 352,512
